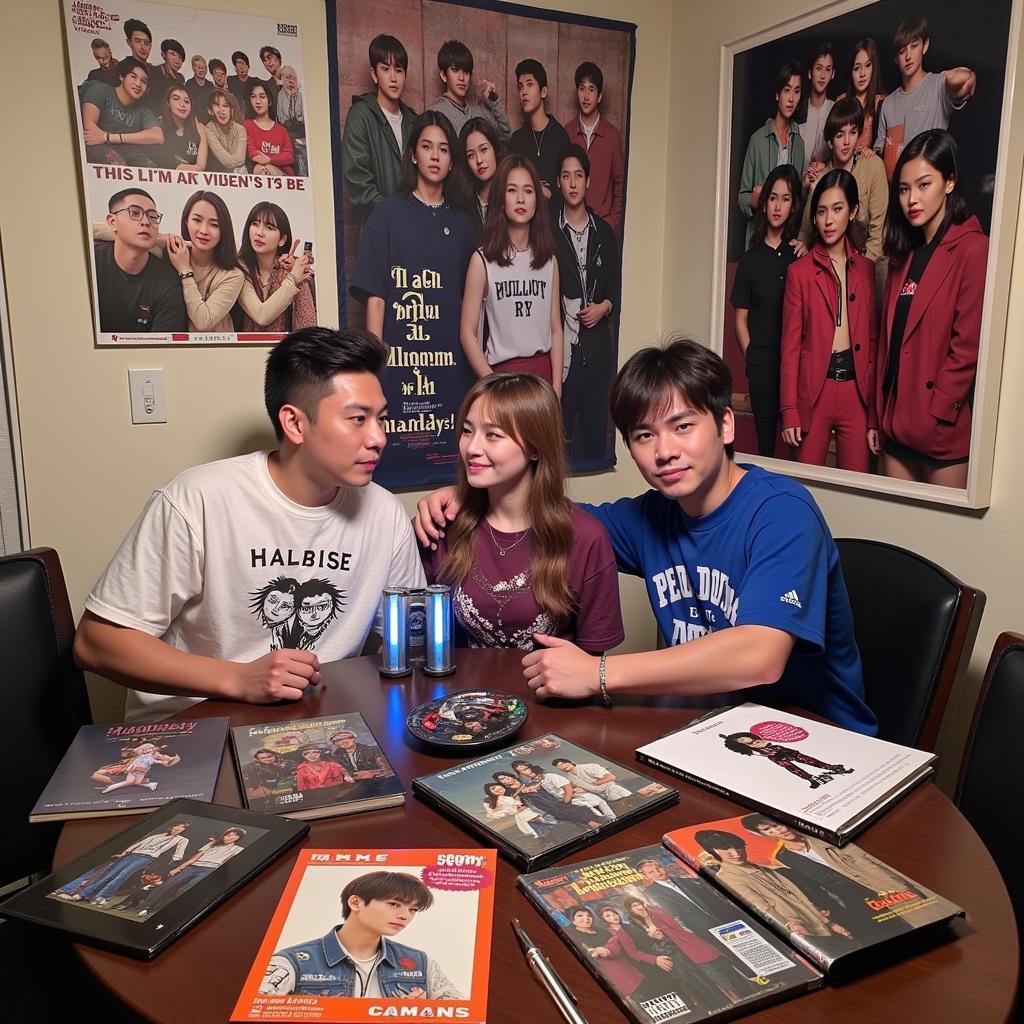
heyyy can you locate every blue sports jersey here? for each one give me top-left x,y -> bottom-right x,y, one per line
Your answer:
583,465 -> 876,734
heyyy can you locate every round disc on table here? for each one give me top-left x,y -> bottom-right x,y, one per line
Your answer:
406,689 -> 529,750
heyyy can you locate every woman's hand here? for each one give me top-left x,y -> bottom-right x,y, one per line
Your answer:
289,251 -> 314,285
867,429 -> 880,454
655,956 -> 673,972
166,235 -> 193,275
789,239 -> 808,258
782,426 -> 802,447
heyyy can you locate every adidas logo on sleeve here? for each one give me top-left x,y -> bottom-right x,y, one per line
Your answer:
780,590 -> 802,608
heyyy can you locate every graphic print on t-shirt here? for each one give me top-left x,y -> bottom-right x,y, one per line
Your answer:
248,575 -> 346,652
649,562 -> 741,645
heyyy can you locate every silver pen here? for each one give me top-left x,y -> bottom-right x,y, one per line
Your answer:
512,918 -> 589,1024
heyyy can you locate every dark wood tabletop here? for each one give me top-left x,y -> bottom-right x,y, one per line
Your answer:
56,650 -> 1020,1023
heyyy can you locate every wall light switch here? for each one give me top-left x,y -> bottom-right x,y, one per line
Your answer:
128,369 -> 167,424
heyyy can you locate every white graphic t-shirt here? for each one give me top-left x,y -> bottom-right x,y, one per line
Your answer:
86,452 -> 426,720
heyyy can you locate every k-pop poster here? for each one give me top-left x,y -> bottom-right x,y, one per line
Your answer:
64,0 -> 318,345
716,0 -> 1019,505
328,0 -> 635,487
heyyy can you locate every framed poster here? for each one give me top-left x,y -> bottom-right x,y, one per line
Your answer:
64,0 -> 319,345
712,0 -> 1023,508
328,0 -> 635,487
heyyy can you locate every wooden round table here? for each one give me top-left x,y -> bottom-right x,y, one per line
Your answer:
56,650 -> 1020,1022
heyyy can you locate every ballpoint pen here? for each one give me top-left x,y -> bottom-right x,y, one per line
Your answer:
512,918 -> 590,1024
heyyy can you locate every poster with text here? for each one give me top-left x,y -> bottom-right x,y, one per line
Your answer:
65,0 -> 318,345
329,0 -> 634,487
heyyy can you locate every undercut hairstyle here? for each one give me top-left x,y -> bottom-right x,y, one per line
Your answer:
825,96 -> 865,142
116,56 -> 150,86
438,39 -> 473,74
124,18 -> 151,43
91,38 -> 110,52
610,337 -> 734,457
400,110 -> 459,197
369,34 -> 408,71
438,373 -> 575,622
180,190 -> 237,271
161,39 -> 185,60
340,871 -> 434,920
246,80 -> 277,120
481,154 -> 555,268
740,812 -> 777,833
574,61 -> 603,94
515,58 -> 547,90
107,186 -> 155,211
260,45 -> 282,62
695,829 -> 746,858
845,38 -> 884,146
263,326 -> 389,441
750,164 -> 803,248
209,58 -> 227,75
884,129 -> 968,262
810,167 -> 866,254
231,50 -> 249,67
774,61 -> 804,112
238,201 -> 292,294
207,87 -> 244,125
894,15 -> 929,50
559,143 -> 590,180
720,731 -> 761,754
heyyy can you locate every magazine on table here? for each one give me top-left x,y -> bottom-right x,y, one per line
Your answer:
230,712 -> 404,821
231,847 -> 496,1023
30,718 -> 229,822
1,799 -> 307,960
519,844 -> 823,1024
413,732 -> 678,870
663,814 -> 964,974
636,704 -> 935,845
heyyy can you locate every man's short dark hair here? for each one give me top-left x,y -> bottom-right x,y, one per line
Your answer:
825,96 -> 865,141
610,337 -> 734,456
775,61 -> 804,98
894,15 -> 929,50
694,829 -> 746,858
260,45 -> 282,62
264,327 -> 389,442
552,757 -> 575,768
231,50 -> 249,67
161,39 -> 185,60
253,747 -> 277,759
209,58 -> 227,75
438,39 -> 473,74
124,18 -> 151,42
108,187 -> 155,212
91,38 -> 110,52
575,61 -> 603,93
515,58 -> 547,90
340,871 -> 434,920
559,143 -> 590,179
740,813 -> 776,834
369,34 -> 408,71
116,56 -> 150,86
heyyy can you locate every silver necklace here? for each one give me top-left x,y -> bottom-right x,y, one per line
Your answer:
487,520 -> 528,556
531,122 -> 548,157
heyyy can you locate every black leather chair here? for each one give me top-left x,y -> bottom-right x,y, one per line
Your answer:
956,633 -> 1024,946
836,538 -> 984,750
0,547 -> 92,888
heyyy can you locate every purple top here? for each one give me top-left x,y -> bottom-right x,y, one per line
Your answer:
422,505 -> 624,653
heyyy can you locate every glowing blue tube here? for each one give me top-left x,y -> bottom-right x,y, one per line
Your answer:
423,584 -> 455,676
380,588 -> 412,677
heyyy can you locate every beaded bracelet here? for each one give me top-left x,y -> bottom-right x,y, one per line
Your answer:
598,654 -> 613,708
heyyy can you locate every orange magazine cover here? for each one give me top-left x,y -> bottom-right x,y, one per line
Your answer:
232,848 -> 496,1023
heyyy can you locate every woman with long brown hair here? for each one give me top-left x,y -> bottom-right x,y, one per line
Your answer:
420,372 -> 622,652
837,38 -> 886,155
459,154 -> 563,390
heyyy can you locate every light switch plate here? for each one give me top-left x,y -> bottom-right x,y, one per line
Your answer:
128,369 -> 167,424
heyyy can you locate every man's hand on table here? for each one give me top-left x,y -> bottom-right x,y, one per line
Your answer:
226,649 -> 322,703
523,634 -> 600,700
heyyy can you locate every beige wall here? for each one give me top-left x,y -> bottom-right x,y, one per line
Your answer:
0,0 -> 670,722
663,0 -> 1023,790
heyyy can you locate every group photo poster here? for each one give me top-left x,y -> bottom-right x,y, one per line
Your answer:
64,0 -> 319,345
716,0 -> 1019,506
329,0 -> 635,487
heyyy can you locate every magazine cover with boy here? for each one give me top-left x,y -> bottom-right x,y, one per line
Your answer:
519,844 -> 821,1024
413,733 -> 677,869
230,713 -> 404,819
232,848 -> 495,1023
663,815 -> 964,972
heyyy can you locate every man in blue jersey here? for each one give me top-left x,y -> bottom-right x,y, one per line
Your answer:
414,337 -> 875,734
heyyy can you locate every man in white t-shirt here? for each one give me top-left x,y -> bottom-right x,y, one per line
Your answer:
75,327 -> 426,720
